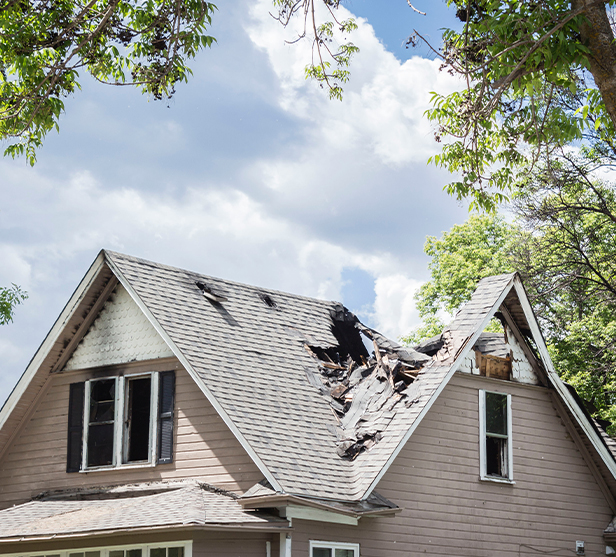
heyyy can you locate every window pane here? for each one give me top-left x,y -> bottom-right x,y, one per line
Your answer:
127,550 -> 142,557
126,377 -> 152,462
313,549 -> 332,557
85,552 -> 101,557
485,392 -> 507,435
110,551 -> 124,557
335,550 -> 355,557
151,549 -> 166,557
168,548 -> 184,557
69,553 -> 84,557
88,422 -> 114,466
90,379 -> 115,423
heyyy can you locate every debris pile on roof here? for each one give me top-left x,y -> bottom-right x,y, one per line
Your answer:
304,304 -> 432,460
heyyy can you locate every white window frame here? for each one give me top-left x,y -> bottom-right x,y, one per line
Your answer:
309,541 -> 360,557
82,372 -> 159,471
479,389 -> 514,484
1,540 -> 192,557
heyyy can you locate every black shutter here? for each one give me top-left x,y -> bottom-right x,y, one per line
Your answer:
67,382 -> 85,473
157,371 -> 175,464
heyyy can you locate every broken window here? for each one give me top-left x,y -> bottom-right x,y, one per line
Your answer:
480,390 -> 512,481
310,542 -> 359,557
67,371 -> 175,471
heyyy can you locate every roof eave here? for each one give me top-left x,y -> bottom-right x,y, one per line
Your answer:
238,494 -> 400,518
0,521 -> 292,545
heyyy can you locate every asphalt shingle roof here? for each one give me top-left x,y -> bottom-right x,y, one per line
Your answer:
0,481 -> 286,540
105,252 -> 517,501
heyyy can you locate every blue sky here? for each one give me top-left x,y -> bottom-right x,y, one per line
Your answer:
0,0 -> 468,405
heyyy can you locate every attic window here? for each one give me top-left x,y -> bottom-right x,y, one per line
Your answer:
259,293 -> 277,308
479,390 -> 513,483
67,371 -> 175,472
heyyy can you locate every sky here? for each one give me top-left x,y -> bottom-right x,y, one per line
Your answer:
0,0 -> 469,406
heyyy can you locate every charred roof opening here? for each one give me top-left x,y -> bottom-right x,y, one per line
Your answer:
195,281 -> 227,303
305,306 -> 434,460
259,293 -> 277,309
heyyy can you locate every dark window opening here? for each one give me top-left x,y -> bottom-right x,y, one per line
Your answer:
87,379 -> 115,467
486,436 -> 506,476
126,377 -> 152,462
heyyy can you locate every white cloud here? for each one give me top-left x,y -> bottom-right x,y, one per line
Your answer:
372,274 -> 423,340
0,0 -> 469,405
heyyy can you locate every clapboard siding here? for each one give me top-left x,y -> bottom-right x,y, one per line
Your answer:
0,360 -> 262,508
291,373 -> 614,557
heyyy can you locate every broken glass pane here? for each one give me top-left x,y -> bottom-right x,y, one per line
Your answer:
90,379 -> 115,423
486,436 -> 506,476
485,392 -> 507,435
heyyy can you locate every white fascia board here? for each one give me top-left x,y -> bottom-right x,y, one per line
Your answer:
0,251 -> 107,431
361,276 -> 516,500
104,254 -> 284,493
512,277 -> 616,480
281,505 -> 358,526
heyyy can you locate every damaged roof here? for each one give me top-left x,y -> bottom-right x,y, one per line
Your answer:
3,251 -> 616,505
0,481 -> 287,542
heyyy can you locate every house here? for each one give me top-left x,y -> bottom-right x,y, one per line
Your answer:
1,250 -> 616,557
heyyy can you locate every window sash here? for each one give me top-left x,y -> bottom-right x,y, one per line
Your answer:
309,541 -> 359,557
82,373 -> 159,470
479,389 -> 513,481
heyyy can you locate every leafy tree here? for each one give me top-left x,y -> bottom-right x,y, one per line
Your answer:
0,284 -> 27,325
0,0 -> 215,163
425,0 -> 616,210
405,164 -> 616,431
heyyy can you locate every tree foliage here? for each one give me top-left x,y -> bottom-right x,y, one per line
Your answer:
406,160 -> 616,431
273,0 -> 358,101
0,0 -> 215,163
0,284 -> 27,325
425,0 -> 616,210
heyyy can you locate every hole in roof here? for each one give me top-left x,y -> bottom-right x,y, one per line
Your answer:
259,293 -> 277,308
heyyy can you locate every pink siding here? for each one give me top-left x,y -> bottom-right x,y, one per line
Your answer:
0,359 -> 263,508
291,373 -> 615,557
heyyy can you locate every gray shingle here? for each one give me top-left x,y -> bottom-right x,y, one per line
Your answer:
105,252 -> 516,501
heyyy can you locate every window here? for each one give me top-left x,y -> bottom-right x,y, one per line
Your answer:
479,390 -> 513,482
310,542 -> 359,557
67,371 -> 175,472
3,541 -> 191,557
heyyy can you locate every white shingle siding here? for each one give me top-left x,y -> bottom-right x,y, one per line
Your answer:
64,284 -> 174,371
507,324 -> 540,385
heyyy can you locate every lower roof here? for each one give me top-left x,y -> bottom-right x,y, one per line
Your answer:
0,481 -> 288,542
